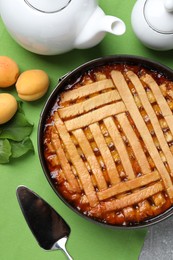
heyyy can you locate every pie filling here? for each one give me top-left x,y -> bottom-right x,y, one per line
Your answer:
43,64 -> 173,226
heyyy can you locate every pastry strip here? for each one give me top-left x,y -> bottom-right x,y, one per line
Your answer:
89,123 -> 120,185
98,170 -> 160,200
111,70 -> 173,198
103,182 -> 163,212
65,102 -> 126,131
141,74 -> 173,136
127,71 -> 173,174
72,129 -> 107,191
141,74 -> 172,116
51,126 -> 81,193
54,112 -> 98,207
164,115 -> 173,137
104,117 -> 136,180
61,79 -> 114,103
59,90 -> 121,119
117,113 -> 161,207
117,112 -> 151,174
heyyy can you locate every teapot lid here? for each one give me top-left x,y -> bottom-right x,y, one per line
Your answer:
25,0 -> 71,13
144,0 -> 173,34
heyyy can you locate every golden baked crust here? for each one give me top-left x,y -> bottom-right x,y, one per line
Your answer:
43,64 -> 173,225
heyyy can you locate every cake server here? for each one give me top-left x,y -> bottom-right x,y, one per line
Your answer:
16,185 -> 73,260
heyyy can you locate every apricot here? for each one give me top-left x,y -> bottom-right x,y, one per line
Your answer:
0,56 -> 19,88
0,93 -> 18,124
16,69 -> 49,101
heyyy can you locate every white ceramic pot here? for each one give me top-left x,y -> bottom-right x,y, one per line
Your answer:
131,0 -> 173,50
0,0 -> 126,55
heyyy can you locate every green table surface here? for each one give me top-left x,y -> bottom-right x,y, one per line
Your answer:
1,1 -> 173,259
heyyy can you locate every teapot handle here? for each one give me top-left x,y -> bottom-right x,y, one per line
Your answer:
164,0 -> 173,12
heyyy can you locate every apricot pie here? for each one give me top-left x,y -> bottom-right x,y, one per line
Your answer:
43,63 -> 173,226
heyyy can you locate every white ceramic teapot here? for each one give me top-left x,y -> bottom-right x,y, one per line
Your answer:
131,0 -> 173,50
0,0 -> 126,55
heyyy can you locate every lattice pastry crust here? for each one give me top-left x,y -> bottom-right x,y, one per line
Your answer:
44,64 -> 173,225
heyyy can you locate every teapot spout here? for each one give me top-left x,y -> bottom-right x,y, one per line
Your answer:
74,6 -> 126,49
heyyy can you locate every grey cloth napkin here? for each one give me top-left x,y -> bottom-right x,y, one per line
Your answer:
139,217 -> 173,260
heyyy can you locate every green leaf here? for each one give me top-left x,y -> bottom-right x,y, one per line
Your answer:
10,137 -> 34,158
0,139 -> 11,164
17,101 -> 25,114
0,111 -> 33,141
0,102 -> 34,164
